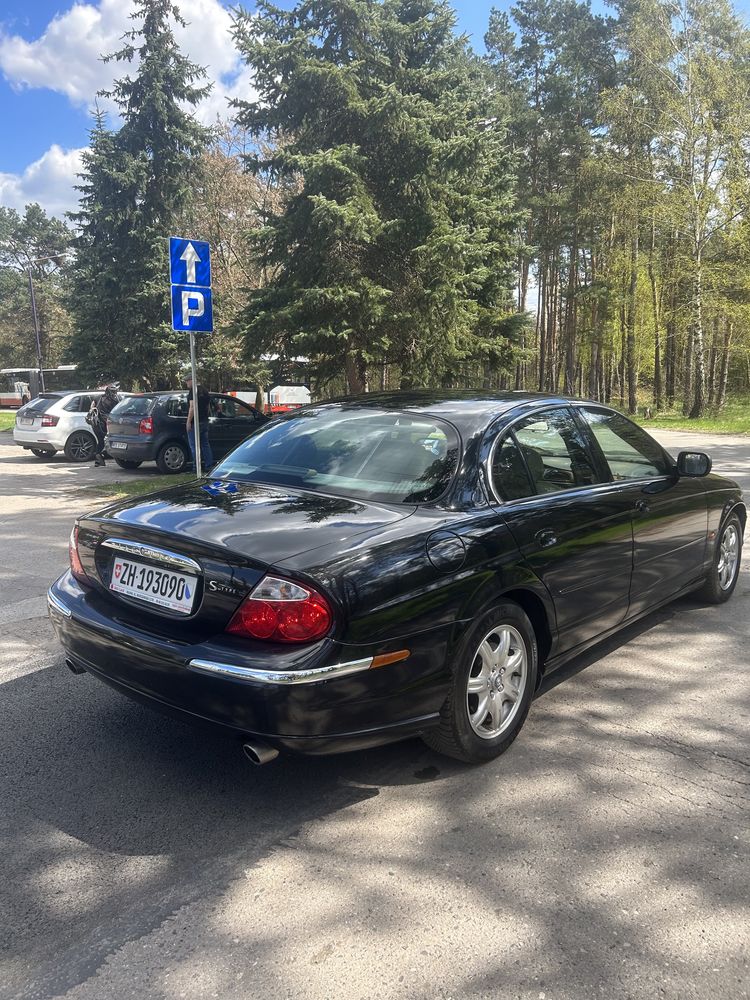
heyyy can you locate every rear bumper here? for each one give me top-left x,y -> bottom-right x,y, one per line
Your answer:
105,436 -> 156,461
47,572 -> 450,755
13,428 -> 62,450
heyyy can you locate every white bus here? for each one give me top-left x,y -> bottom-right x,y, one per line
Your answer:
0,366 -> 80,407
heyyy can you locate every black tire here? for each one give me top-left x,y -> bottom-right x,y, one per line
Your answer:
64,431 -> 97,463
695,512 -> 743,604
156,440 -> 188,474
422,602 -> 538,764
114,459 -> 143,470
30,448 -> 55,458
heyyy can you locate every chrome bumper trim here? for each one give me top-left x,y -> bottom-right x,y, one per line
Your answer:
99,537 -> 202,574
47,589 -> 72,619
187,656 -> 374,685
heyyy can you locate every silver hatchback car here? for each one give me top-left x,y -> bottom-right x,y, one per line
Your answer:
13,390 -> 104,462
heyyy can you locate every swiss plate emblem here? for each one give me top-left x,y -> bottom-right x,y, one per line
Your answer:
114,565 -> 122,578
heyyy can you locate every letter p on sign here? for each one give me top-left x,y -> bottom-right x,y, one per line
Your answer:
182,290 -> 204,324
170,283 -> 213,332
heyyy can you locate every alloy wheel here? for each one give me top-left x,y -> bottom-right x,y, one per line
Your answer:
466,624 -> 528,740
717,523 -> 740,591
67,432 -> 95,462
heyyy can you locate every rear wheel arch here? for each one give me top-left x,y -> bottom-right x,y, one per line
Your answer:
500,587 -> 554,668
449,579 -> 555,675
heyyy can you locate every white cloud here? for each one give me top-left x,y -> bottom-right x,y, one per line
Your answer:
0,0 -> 253,123
0,0 -> 257,218
0,145 -> 85,218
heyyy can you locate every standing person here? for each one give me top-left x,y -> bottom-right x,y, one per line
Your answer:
88,384 -> 120,467
185,375 -> 213,474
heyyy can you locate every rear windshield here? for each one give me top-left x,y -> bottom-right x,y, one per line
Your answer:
19,395 -> 61,415
211,406 -> 460,504
110,396 -> 154,417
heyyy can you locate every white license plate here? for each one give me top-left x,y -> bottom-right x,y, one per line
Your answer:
109,441 -> 127,450
19,417 -> 33,426
110,557 -> 197,613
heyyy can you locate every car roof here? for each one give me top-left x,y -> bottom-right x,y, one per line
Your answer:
127,390 -> 227,398
313,390 -> 595,436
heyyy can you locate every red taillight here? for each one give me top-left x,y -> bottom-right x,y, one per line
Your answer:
69,525 -> 88,583
139,416 -> 153,434
41,415 -> 59,427
226,575 -> 333,643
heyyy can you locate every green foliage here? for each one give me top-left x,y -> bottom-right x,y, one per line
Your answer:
232,0 -> 523,392
68,0 -> 210,389
0,204 -> 74,369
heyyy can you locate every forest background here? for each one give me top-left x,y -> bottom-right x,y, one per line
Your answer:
1,0 -> 749,427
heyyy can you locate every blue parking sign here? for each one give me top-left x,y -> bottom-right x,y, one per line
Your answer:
171,284 -> 213,332
169,237 -> 211,288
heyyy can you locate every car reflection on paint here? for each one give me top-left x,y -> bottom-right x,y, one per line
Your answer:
48,391 -> 745,765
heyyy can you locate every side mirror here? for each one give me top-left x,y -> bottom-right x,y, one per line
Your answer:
677,451 -> 712,477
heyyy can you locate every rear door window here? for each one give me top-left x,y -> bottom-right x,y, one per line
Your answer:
511,408 -> 602,494
166,395 -> 188,418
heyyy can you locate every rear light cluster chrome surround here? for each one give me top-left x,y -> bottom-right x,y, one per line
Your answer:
226,575 -> 333,644
41,415 -> 59,427
69,524 -> 88,584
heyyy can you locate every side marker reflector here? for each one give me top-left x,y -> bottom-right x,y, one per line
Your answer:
370,649 -> 410,669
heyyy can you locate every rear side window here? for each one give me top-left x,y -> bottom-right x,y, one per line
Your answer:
166,395 -> 188,417
111,396 -> 154,418
491,436 -> 535,500
512,408 -> 601,494
63,394 -> 95,412
581,409 -> 670,480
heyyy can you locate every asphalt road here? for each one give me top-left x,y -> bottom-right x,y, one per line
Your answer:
0,428 -> 748,1000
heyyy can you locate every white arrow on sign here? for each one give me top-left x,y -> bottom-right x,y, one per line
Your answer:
181,289 -> 205,325
180,242 -> 201,284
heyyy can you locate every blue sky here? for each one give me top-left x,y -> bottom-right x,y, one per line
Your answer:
0,0 -> 748,218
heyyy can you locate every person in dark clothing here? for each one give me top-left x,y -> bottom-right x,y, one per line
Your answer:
185,376 -> 214,474
89,385 -> 120,466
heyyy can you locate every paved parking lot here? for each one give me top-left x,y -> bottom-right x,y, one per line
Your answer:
0,426 -> 748,1000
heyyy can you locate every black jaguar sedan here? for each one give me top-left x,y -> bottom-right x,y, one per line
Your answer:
48,391 -> 745,764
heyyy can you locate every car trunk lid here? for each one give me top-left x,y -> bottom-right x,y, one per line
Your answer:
74,480 -> 414,639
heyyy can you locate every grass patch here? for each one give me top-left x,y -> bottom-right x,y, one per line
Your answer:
634,398 -> 750,435
0,411 -> 16,432
80,472 -> 195,501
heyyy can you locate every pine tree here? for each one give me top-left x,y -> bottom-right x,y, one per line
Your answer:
232,0 -> 522,393
69,0 -> 210,388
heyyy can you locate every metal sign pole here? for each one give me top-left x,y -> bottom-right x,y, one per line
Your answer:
28,267 -> 45,392
189,330 -> 202,476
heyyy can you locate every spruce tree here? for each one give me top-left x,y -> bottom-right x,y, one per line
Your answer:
69,0 -> 209,388
233,0 -> 521,392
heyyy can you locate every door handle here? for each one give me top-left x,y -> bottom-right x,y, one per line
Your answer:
634,499 -> 650,514
535,529 -> 557,548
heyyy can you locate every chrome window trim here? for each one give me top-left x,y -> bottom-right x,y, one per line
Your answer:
47,589 -> 72,619
187,656 -> 374,685
99,537 -> 202,574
